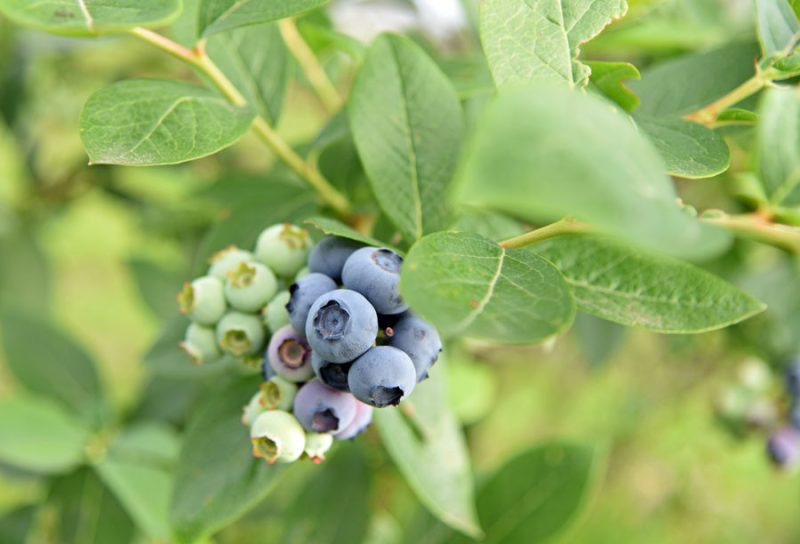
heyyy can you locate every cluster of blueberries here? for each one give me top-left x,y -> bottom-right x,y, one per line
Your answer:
767,359 -> 800,469
178,224 -> 442,464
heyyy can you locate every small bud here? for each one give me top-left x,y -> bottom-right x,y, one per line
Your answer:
260,376 -> 298,411
177,276 -> 226,325
224,261 -> 278,313
255,224 -> 311,278
216,311 -> 266,357
250,411 -> 306,464
179,322 -> 221,365
304,432 -> 334,463
208,246 -> 255,281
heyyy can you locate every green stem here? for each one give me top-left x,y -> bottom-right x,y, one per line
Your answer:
499,218 -> 591,249
684,73 -> 768,126
701,212 -> 800,254
279,19 -> 343,114
129,27 -> 351,216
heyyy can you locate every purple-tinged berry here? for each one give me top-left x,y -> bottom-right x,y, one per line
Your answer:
293,379 -> 357,433
387,314 -> 442,382
286,273 -> 337,333
334,400 -> 373,440
250,411 -> 306,464
308,236 -> 363,283
767,427 -> 800,468
305,289 -> 378,363
178,276 -> 226,325
342,247 -> 407,315
267,325 -> 314,382
348,346 -> 416,407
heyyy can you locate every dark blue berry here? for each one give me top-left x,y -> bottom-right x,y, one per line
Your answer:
293,379 -> 357,433
305,289 -> 378,363
348,346 -> 416,407
387,314 -> 442,382
308,236 -> 363,283
286,273 -> 337,333
786,358 -> 800,398
311,352 -> 352,392
342,247 -> 408,315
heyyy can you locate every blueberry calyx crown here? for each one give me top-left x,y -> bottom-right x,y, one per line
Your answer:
372,249 -> 402,273
278,338 -> 309,369
314,300 -> 351,340
371,386 -> 404,407
311,409 -> 339,432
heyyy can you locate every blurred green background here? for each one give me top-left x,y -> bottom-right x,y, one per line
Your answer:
1,0 -> 800,543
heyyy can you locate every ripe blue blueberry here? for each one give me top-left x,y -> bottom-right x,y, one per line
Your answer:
216,311 -> 266,357
308,236 -> 363,283
767,427 -> 800,468
264,290 -> 291,333
178,276 -> 226,325
180,322 -> 222,365
255,224 -> 311,278
786,358 -> 800,397
387,314 -> 442,382
250,410 -> 306,464
334,400 -> 373,440
311,352 -> 352,392
305,289 -> 378,363
286,273 -> 338,333
208,246 -> 255,281
224,261 -> 278,313
348,346 -> 416,407
293,379 -> 357,433
267,325 -> 314,382
342,247 -> 408,315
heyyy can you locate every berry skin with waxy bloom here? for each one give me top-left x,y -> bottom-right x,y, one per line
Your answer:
178,276 -> 226,325
286,273 -> 338,333
308,236 -> 363,283
224,261 -> 278,313
342,247 -> 408,315
255,224 -> 311,278
387,314 -> 442,382
261,376 -> 298,411
293,379 -> 357,433
334,400 -> 373,440
348,346 -> 417,408
304,432 -> 334,463
767,427 -> 800,469
267,325 -> 314,383
216,311 -> 266,357
305,289 -> 378,363
311,352 -> 352,392
785,358 -> 800,398
264,290 -> 291,333
250,410 -> 306,464
180,322 -> 221,365
208,246 -> 255,281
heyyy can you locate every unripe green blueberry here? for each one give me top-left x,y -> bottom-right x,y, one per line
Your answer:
179,322 -> 222,365
216,311 -> 266,357
304,432 -> 334,464
263,290 -> 291,333
255,224 -> 311,278
208,246 -> 255,281
261,376 -> 298,411
224,261 -> 278,313
177,276 -> 226,325
250,410 -> 306,464
242,391 -> 267,426
294,266 -> 311,280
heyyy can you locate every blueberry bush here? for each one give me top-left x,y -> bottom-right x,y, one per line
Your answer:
1,0 -> 800,542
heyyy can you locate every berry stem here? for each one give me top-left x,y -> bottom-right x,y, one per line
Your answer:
700,211 -> 800,254
128,27 -> 352,216
279,18 -> 344,114
499,218 -> 592,249
683,68 -> 768,126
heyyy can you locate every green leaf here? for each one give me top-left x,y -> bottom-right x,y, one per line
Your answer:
207,22 -> 291,124
95,423 -> 180,540
170,376 -> 287,544
457,84 -> 729,259
349,34 -> 464,241
630,41 -> 760,117
534,235 -> 766,333
401,232 -> 575,343
375,366 -> 482,539
80,79 -> 255,166
128,257 -> 183,320
480,0 -> 628,87
280,444 -> 371,544
447,442 -> 602,544
586,61 -> 641,112
305,216 -> 387,248
0,310 -> 107,426
0,0 -> 181,36
0,506 -> 36,544
635,116 -> 730,179
48,468 -> 136,544
451,209 -> 525,241
0,227 -> 51,314
197,0 -> 328,37
0,396 -> 90,474
756,0 -> 800,57
756,87 -> 800,206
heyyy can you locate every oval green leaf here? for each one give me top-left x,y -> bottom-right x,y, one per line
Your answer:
198,0 -> 328,37
0,396 -> 90,474
756,87 -> 800,207
457,84 -> 729,260
80,79 -> 255,166
374,365 -> 483,539
534,235 -> 766,333
0,0 -> 181,36
756,0 -> 800,57
401,232 -> 575,343
305,216 -> 391,249
635,116 -> 731,179
349,34 -> 464,241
